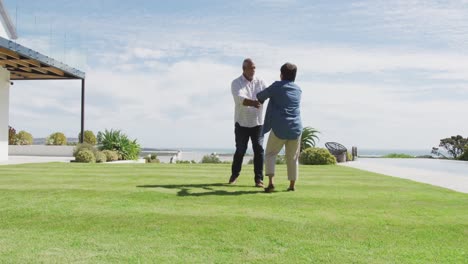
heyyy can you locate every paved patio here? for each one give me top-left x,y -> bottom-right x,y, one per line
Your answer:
341,158 -> 468,193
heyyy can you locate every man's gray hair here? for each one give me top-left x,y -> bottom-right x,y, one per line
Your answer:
242,58 -> 254,69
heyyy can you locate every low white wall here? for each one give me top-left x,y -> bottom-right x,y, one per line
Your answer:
0,142 -> 7,161
0,67 -> 10,161
9,145 -> 74,157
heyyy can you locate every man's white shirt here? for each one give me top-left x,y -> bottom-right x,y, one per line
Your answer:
231,75 -> 266,128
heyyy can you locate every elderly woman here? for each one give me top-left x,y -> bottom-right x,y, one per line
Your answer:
256,63 -> 302,192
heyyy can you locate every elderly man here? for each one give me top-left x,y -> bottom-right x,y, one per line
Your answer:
257,63 -> 302,192
229,58 -> 266,187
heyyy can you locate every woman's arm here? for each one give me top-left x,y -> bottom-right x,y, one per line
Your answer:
256,82 -> 275,104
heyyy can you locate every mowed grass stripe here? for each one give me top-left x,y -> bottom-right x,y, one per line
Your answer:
0,163 -> 466,263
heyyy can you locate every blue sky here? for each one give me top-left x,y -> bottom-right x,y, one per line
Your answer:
5,0 -> 468,150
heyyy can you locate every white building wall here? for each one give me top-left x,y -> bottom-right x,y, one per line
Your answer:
0,67 -> 10,161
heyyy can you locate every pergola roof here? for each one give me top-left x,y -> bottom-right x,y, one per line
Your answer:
0,36 -> 85,80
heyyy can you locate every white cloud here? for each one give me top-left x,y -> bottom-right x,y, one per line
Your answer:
10,44 -> 468,149
351,0 -> 468,49
7,1 -> 468,150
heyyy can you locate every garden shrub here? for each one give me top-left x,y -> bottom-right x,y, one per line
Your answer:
47,132 -> 67,145
75,149 -> 96,163
382,153 -> 414,158
14,130 -> 33,145
73,143 -> 98,157
102,150 -> 119,162
78,130 -> 97,145
97,129 -> 141,160
300,148 -> 336,165
249,155 -> 286,164
176,160 -> 194,164
276,155 -> 286,164
95,151 -> 107,163
145,153 -> 160,163
201,153 -> 221,164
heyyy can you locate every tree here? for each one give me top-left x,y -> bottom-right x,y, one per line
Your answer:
459,146 -> 468,161
8,126 -> 16,145
439,135 -> 468,159
301,127 -> 320,152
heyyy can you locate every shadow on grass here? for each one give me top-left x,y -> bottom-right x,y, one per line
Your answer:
137,183 -> 262,197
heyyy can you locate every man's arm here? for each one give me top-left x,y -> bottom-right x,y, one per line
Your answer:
243,99 -> 261,108
231,80 -> 261,108
231,80 -> 247,105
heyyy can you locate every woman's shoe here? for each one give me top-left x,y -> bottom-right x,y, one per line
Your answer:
264,185 -> 275,193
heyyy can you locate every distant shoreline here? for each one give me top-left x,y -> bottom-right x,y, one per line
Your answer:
31,138 -> 442,159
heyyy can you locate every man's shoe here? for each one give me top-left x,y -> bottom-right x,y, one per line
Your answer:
287,187 -> 295,191
228,176 -> 238,184
255,181 -> 264,188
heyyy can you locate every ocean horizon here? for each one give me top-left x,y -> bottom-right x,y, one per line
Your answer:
142,147 -> 436,157
33,138 -> 440,158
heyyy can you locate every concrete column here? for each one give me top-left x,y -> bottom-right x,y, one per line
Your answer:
0,67 -> 10,161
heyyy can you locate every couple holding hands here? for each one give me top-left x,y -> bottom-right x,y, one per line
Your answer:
230,59 -> 302,192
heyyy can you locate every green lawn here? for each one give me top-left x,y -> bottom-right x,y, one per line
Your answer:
0,163 -> 467,263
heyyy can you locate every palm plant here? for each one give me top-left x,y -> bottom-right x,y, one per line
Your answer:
97,129 -> 141,160
301,127 -> 320,152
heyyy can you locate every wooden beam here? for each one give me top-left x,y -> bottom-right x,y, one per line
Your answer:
0,60 -> 18,67
0,54 -> 7,60
17,66 -> 32,73
10,72 -> 25,79
0,47 -> 20,59
42,67 -> 65,76
11,60 -> 31,68
30,67 -> 48,74
9,59 -> 41,67
9,71 -> 67,79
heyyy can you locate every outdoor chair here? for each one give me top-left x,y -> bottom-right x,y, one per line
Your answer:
325,142 -> 348,163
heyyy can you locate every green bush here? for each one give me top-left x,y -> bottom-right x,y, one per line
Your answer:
249,155 -> 286,165
145,153 -> 160,163
276,155 -> 286,164
75,149 -> 96,163
176,160 -> 192,164
14,130 -> 33,145
382,153 -> 414,158
78,130 -> 97,145
95,151 -> 107,163
300,148 -> 336,165
102,150 -> 119,162
459,146 -> 468,161
201,153 -> 222,164
346,151 -> 353,161
416,155 -> 434,159
73,144 -> 100,163
73,143 -> 98,157
47,132 -> 67,145
8,126 -> 16,145
97,129 -> 141,160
